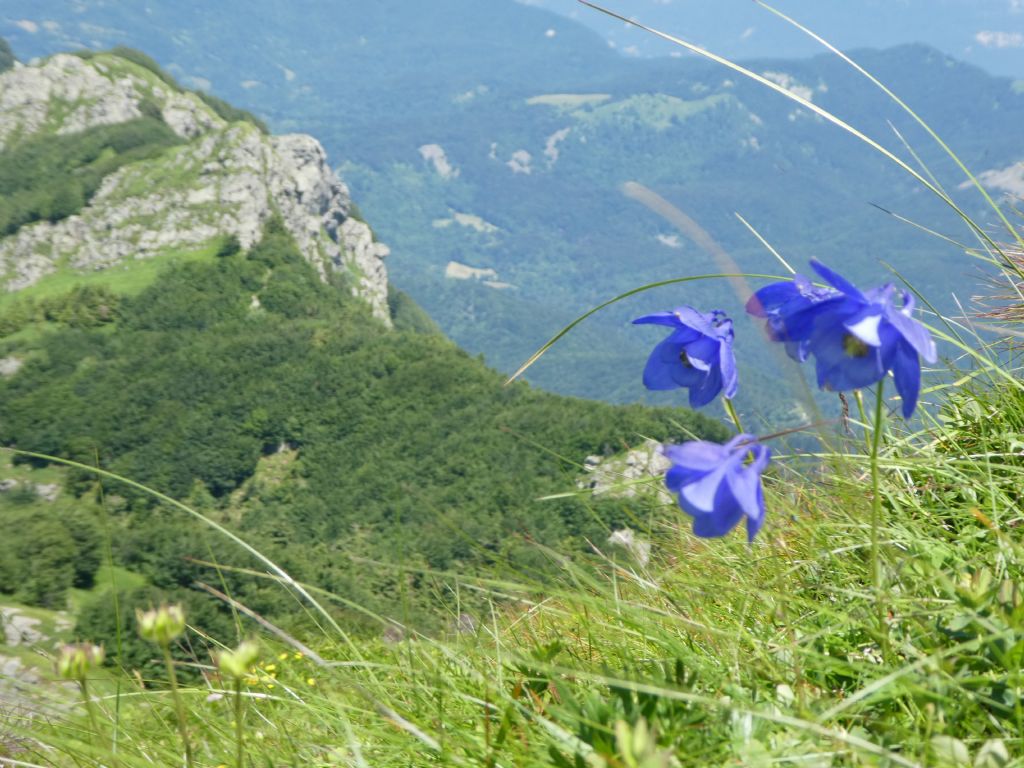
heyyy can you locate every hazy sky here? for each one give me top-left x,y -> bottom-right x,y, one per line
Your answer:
529,0 -> 1024,78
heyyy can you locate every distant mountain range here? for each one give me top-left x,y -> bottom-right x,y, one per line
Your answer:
3,0 -> 1022,422
535,0 -> 1024,79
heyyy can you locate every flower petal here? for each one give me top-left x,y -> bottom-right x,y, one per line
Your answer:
771,298 -> 848,342
844,310 -> 884,347
642,338 -> 704,390
692,505 -> 745,538
746,281 -> 803,317
641,340 -> 686,390
683,335 -> 718,373
891,339 -> 922,418
719,337 -> 738,399
680,461 -> 733,514
725,445 -> 771,522
672,306 -> 719,337
633,311 -> 683,328
663,441 -> 728,470
687,365 -> 723,408
811,324 -> 885,391
810,259 -> 867,302
886,305 -> 937,363
665,463 -> 704,493
745,485 -> 767,542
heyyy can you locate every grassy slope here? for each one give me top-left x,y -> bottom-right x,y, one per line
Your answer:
8,377 -> 1022,767
0,220 -> 727,630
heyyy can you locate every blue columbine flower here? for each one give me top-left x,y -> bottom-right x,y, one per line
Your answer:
663,434 -> 771,542
746,260 -> 937,418
745,273 -> 840,362
633,307 -> 738,408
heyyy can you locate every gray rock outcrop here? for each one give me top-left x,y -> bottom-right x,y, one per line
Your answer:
0,52 -> 391,324
579,439 -> 673,502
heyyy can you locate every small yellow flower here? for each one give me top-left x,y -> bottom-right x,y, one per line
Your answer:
263,663 -> 276,672
245,677 -> 259,686
306,677 -> 316,686
293,652 -> 303,660
277,652 -> 289,661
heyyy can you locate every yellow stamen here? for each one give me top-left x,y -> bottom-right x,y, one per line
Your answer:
843,334 -> 870,358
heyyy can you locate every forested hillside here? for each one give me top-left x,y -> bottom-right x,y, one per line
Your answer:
0,45 -> 726,662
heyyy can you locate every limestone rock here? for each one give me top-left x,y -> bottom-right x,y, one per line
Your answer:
579,439 -> 673,502
1,609 -> 44,647
0,357 -> 23,377
0,53 -> 391,325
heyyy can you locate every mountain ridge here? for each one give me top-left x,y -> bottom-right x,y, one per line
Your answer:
0,50 -> 391,322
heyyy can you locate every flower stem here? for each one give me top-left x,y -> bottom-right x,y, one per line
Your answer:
161,643 -> 194,768
723,397 -> 744,434
79,678 -> 102,748
234,677 -> 245,768
869,382 -> 889,658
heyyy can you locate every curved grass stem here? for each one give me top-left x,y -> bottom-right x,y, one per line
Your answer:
723,397 -> 744,435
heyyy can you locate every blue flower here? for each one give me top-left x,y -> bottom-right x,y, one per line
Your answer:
746,260 -> 938,417
663,434 -> 771,542
633,307 -> 738,408
745,273 -> 840,362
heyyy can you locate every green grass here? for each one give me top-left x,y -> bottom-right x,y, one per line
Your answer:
0,243 -> 219,313
6,386 -> 1023,766
67,565 -> 147,614
572,93 -> 732,131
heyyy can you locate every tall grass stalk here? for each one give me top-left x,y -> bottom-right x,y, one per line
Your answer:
233,678 -> 244,768
77,677 -> 102,751
159,642 -> 193,768
868,382 -> 888,658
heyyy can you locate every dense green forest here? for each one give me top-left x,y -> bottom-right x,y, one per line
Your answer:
0,117 -> 184,236
0,37 -> 13,73
0,218 -> 726,665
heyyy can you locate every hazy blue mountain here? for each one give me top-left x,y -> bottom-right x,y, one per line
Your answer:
3,1 -> 1021,420
537,0 -> 1024,79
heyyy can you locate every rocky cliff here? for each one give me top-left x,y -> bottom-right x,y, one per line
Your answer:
0,52 -> 390,323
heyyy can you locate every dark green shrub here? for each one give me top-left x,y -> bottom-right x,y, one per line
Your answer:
0,38 -> 14,74
195,91 -> 269,134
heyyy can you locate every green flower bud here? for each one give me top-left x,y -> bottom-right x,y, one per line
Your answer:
56,643 -> 105,681
136,604 -> 187,645
217,640 -> 260,679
